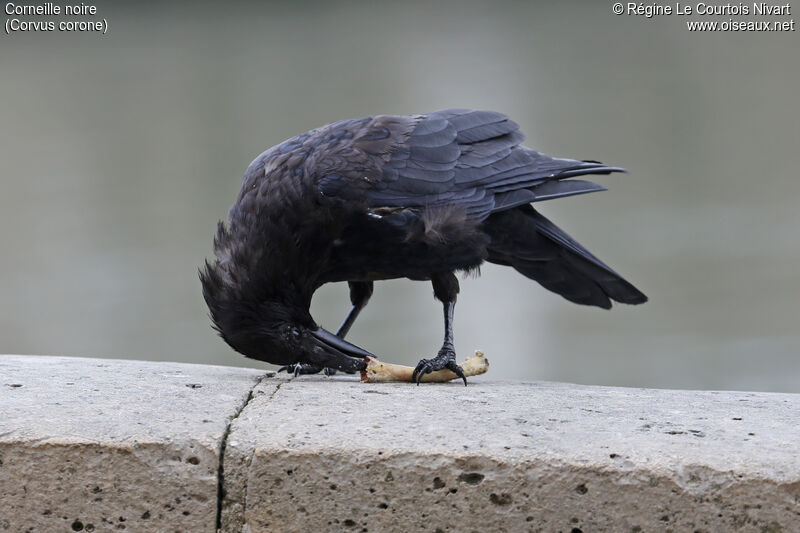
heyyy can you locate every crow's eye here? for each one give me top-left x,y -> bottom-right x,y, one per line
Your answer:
290,327 -> 301,339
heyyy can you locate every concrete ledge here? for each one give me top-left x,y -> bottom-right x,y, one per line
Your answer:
2,355 -> 799,532
0,355 -> 263,532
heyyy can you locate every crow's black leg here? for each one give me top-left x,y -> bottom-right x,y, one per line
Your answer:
412,272 -> 467,386
335,281 -> 374,338
278,281 -> 373,377
317,281 -> 373,375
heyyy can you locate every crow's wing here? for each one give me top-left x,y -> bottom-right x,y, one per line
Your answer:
345,109 -> 625,222
311,110 -> 644,307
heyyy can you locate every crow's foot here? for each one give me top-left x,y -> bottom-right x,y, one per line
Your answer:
411,346 -> 467,386
277,364 -> 337,377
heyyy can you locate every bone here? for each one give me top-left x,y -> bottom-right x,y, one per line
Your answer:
360,351 -> 489,383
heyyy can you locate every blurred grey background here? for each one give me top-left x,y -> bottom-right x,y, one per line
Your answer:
1,1 -> 798,391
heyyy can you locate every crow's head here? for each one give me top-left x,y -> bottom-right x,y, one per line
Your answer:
200,261 -> 371,368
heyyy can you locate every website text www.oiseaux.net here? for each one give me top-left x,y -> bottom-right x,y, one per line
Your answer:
616,2 -> 795,32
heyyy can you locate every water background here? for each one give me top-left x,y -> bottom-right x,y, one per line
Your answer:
2,2 -> 798,391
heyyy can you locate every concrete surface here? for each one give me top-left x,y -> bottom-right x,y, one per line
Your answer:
223,379 -> 800,533
0,355 -> 263,533
2,355 -> 800,533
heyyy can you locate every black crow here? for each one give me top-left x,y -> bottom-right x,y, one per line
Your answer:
200,109 -> 647,384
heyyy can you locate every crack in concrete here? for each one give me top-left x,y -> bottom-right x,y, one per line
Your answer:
215,376 -> 283,532
240,381 -> 285,530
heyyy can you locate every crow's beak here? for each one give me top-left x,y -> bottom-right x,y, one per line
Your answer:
309,327 -> 374,359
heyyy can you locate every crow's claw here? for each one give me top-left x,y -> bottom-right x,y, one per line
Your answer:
447,360 -> 468,387
412,359 -> 432,385
412,347 -> 467,386
277,363 -> 335,376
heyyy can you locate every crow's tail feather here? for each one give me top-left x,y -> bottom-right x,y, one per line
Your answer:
484,206 -> 647,309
